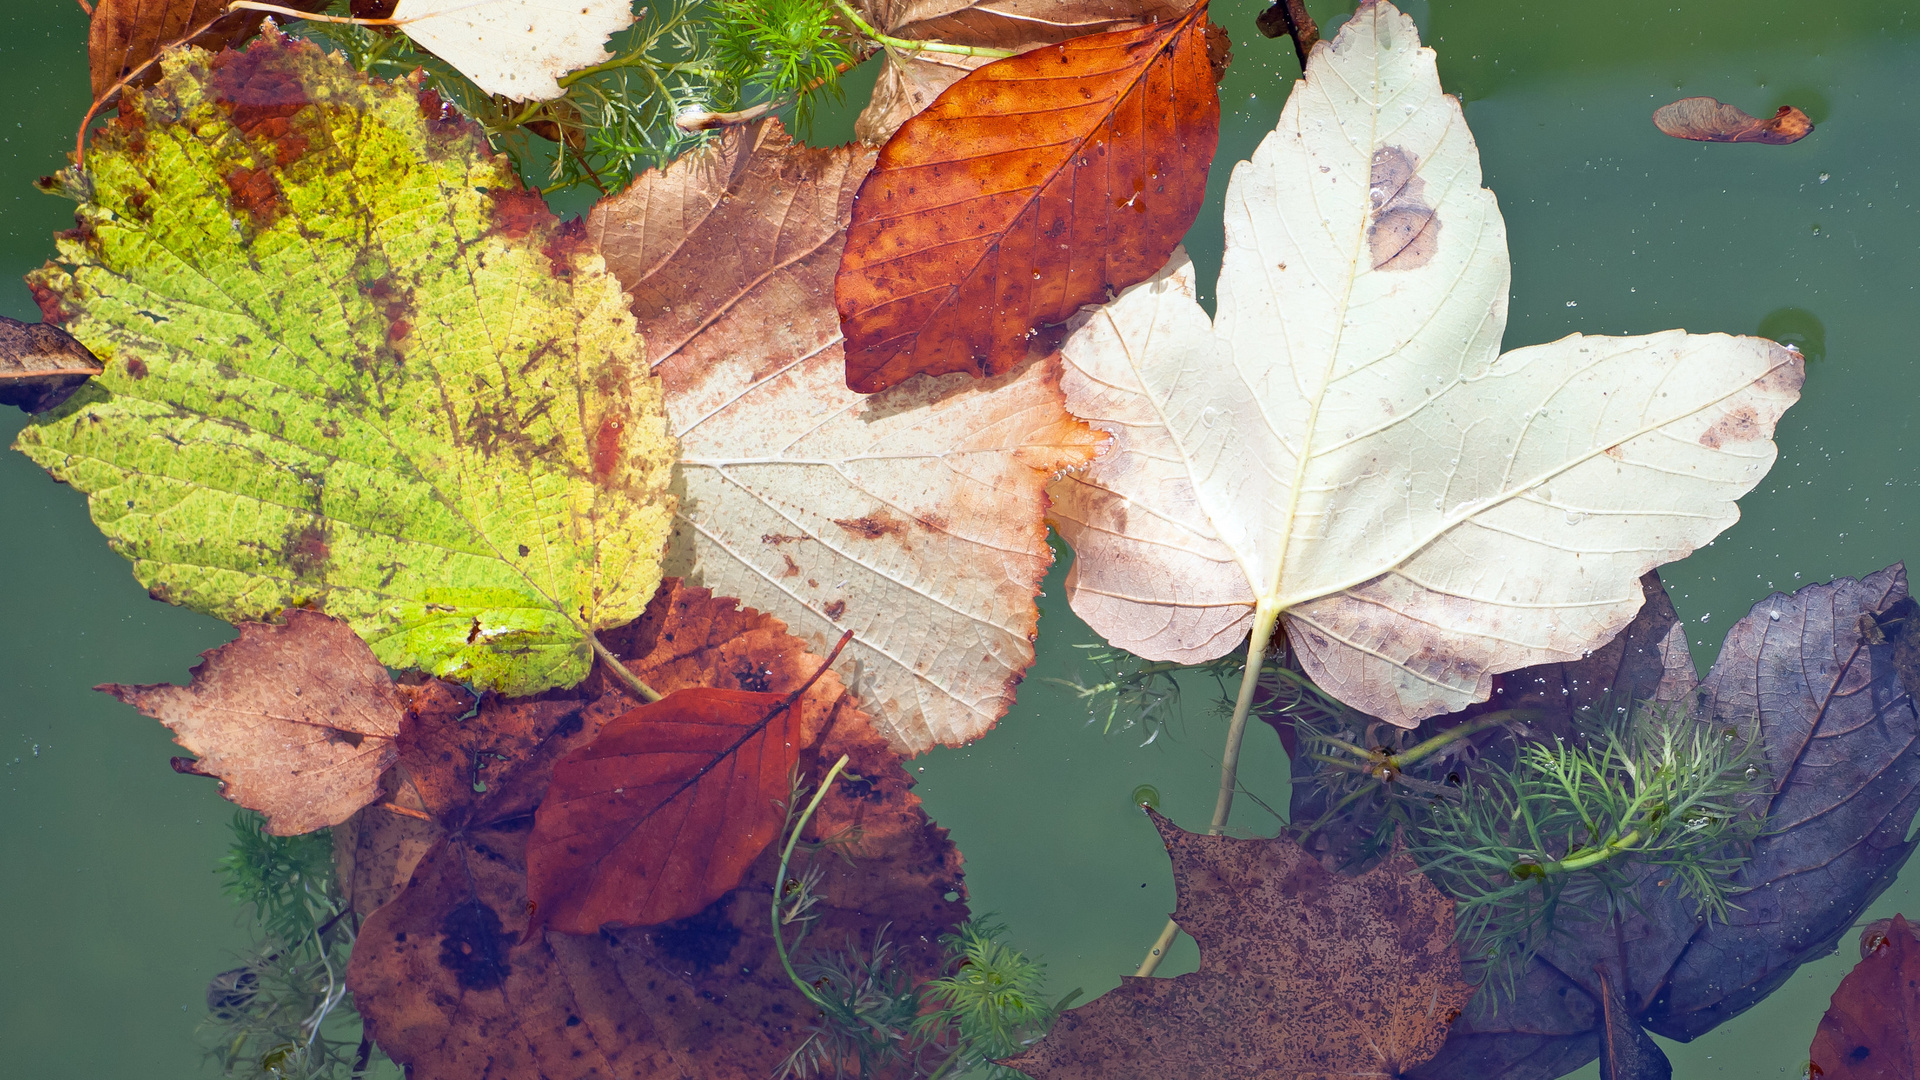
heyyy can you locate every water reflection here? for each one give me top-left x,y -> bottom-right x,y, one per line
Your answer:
1759,306 -> 1826,364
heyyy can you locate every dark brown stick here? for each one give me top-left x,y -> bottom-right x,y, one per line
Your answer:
1255,0 -> 1320,69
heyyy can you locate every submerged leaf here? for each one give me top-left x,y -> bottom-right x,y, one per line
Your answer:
0,315 -> 101,414
1809,916 -> 1920,1080
103,609 -> 401,835
1652,97 -> 1813,145
1049,1 -> 1801,726
392,0 -> 636,100
586,121 -> 1101,753
1006,808 -> 1474,1078
837,0 -> 1221,393
1413,566 -> 1920,1080
344,580 -> 966,1079
17,33 -> 675,696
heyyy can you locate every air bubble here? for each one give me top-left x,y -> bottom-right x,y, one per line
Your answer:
1700,613 -> 1711,623
1768,609 -> 1781,621
1201,407 -> 1219,428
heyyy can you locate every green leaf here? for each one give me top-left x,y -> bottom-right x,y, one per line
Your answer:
16,32 -> 675,695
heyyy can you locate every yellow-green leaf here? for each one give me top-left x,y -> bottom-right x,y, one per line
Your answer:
16,32 -> 674,695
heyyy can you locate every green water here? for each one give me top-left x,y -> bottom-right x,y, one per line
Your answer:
3,1 -> 1916,1076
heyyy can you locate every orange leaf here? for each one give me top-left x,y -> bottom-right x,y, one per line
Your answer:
1652,96 -> 1814,144
525,685 -> 808,934
101,609 -> 401,835
1808,915 -> 1920,1079
836,0 -> 1222,393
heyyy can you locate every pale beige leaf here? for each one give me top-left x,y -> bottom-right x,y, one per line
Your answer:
853,0 -> 1188,141
103,609 -> 402,834
1049,0 -> 1803,726
587,122 -> 1101,753
393,0 -> 633,100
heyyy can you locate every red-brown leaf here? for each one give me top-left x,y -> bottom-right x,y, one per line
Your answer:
1808,914 -> 1920,1079
836,0 -> 1221,393
525,686 -> 804,933
1652,96 -> 1813,144
86,0 -> 326,104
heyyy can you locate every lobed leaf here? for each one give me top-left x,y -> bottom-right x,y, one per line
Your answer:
17,33 -> 675,696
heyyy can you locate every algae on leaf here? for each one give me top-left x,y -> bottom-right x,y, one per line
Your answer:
17,32 -> 674,696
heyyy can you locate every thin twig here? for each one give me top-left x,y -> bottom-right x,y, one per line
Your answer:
73,0 -> 93,15
590,633 -> 662,702
829,0 -> 1015,59
774,753 -> 854,1011
1254,0 -> 1320,69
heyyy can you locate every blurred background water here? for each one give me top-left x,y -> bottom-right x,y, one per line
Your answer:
2,1 -> 1915,1076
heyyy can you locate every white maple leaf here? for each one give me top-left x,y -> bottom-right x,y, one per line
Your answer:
1049,0 -> 1802,727
394,0 -> 633,100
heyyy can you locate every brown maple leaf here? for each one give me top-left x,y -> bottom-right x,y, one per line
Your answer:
343,579 -> 966,1080
1005,808 -> 1475,1079
102,609 -> 402,835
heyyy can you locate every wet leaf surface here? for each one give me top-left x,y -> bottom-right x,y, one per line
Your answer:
0,315 -> 101,414
18,32 -> 675,696
102,609 -> 401,835
1653,97 -> 1814,144
586,121 -> 1101,753
1005,808 -> 1474,1078
344,579 -> 966,1079
1807,915 -> 1920,1080
837,0 -> 1220,393
85,0 -> 324,103
1411,565 -> 1920,1080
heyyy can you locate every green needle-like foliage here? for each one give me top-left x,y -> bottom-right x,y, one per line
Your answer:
17,34 -> 675,695
1410,701 -> 1764,991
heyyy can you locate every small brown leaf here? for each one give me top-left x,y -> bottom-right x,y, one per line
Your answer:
1006,808 -> 1475,1078
0,315 -> 101,413
1653,97 -> 1813,144
1808,914 -> 1920,1079
86,0 -> 326,104
102,609 -> 401,835
837,0 -> 1222,393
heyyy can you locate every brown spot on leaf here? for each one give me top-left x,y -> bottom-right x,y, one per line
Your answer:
1367,147 -> 1439,271
833,513 -> 908,540
29,282 -> 73,325
541,216 -> 590,280
285,519 -> 331,579
761,533 -> 808,545
825,599 -> 847,621
780,554 -> 801,578
487,187 -> 554,241
124,356 -> 148,380
1653,97 -> 1813,145
208,34 -> 317,168
1699,404 -> 1763,449
591,417 -> 624,481
224,166 -> 283,227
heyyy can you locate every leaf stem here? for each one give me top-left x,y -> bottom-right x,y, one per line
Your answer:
827,0 -> 1015,59
1137,602 -> 1283,976
590,633 -> 662,702
774,753 -> 853,1012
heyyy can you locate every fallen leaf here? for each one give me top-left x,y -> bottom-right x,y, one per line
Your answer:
1005,808 -> 1474,1078
102,609 -> 401,835
1653,97 -> 1814,145
1411,566 -> 1920,1080
392,0 -> 636,100
526,639 -> 846,934
1808,915 -> 1920,1080
851,0 -> 1192,143
585,121 -> 1101,753
344,580 -> 967,1080
1048,0 -> 1802,726
85,0 -> 324,103
0,315 -> 101,414
17,33 -> 675,696
837,0 -> 1221,393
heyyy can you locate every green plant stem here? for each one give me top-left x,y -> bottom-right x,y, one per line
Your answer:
774,753 -> 853,1014
828,0 -> 1015,58
591,634 -> 662,702
1549,829 -> 1642,874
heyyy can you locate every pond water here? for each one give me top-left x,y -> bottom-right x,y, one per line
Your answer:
2,1 -> 1916,1077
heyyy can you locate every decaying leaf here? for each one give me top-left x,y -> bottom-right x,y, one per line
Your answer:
1412,566 -> 1920,1080
526,667 -> 824,934
17,33 -> 674,696
0,315 -> 101,414
344,580 -> 967,1080
837,0 -> 1221,393
392,0 -> 635,100
1808,915 -> 1920,1080
586,121 -> 1101,753
851,0 -> 1191,143
1049,1 -> 1802,726
1006,808 -> 1473,1078
102,609 -> 401,835
1652,97 -> 1813,145
85,0 -> 324,103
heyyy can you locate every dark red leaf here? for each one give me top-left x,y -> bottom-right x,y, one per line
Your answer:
1808,915 -> 1920,1079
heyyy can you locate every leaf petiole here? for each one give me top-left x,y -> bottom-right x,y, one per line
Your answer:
826,0 -> 1015,59
774,753 -> 854,1014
